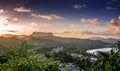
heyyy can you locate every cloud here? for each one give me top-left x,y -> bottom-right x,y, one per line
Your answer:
74,4 -> 86,9
118,16 -> 120,20
80,18 -> 100,26
7,30 -> 18,32
49,14 -> 63,19
0,9 -> 5,13
54,29 -> 98,39
0,17 -> 8,24
31,13 -> 38,17
109,18 -> 120,27
6,18 -> 19,22
100,17 -> 120,38
70,24 -> 80,27
62,29 -> 95,35
14,7 -> 31,12
31,22 -> 37,26
101,27 -> 120,37
80,18 -> 86,23
80,18 -> 99,23
106,6 -> 117,10
0,9 -> 8,14
31,13 -> 63,20
87,18 -> 99,24
3,23 -> 8,26
52,16 -> 120,38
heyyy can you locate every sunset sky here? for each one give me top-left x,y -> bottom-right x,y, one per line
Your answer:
0,0 -> 120,38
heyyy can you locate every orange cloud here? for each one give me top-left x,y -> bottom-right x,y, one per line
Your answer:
54,29 -> 98,39
100,17 -> 120,38
61,29 -> 95,35
101,27 -> 120,37
31,13 -> 63,20
87,18 -> 99,24
80,18 -> 100,26
80,18 -> 99,23
14,7 -> 31,12
109,19 -> 120,27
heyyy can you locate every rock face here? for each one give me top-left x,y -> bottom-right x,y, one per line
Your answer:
31,32 -> 54,38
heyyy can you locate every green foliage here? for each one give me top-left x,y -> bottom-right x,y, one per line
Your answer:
45,51 -> 74,63
91,41 -> 120,71
0,40 -> 60,71
0,39 -> 120,71
45,51 -> 93,71
117,41 -> 120,50
30,37 -> 109,53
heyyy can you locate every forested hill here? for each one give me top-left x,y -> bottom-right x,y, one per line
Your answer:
0,32 -> 115,52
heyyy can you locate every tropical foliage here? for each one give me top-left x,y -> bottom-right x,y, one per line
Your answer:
0,40 -> 60,71
91,41 -> 120,71
0,40 -> 120,71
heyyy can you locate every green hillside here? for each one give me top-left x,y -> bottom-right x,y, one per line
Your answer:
0,35 -> 112,53
28,36 -> 111,53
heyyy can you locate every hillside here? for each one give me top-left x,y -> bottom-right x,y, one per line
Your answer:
89,37 -> 119,43
28,32 -> 112,53
0,32 -> 114,53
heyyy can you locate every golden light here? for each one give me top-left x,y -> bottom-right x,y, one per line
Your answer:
0,17 -> 7,24
0,17 -> 7,32
0,17 -> 10,35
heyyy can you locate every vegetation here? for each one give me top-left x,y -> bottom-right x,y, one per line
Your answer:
91,41 -> 120,71
45,51 -> 93,71
45,41 -> 120,71
29,36 -> 110,53
0,39 -> 120,71
0,40 -> 61,71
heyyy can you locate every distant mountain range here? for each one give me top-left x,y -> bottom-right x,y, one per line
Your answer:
27,32 -> 115,52
0,32 -> 117,52
89,37 -> 119,43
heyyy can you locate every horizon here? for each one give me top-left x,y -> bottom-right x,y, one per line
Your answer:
0,31 -> 119,39
0,0 -> 120,39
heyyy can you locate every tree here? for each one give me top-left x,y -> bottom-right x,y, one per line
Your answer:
0,40 -> 60,71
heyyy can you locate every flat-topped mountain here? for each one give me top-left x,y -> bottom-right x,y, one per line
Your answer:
0,32 -> 117,53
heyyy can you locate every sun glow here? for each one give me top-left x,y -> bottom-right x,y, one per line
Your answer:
0,17 -> 15,35
0,17 -> 7,34
0,17 -> 7,24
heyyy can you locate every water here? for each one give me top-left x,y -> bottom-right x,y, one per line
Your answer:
86,48 -> 117,55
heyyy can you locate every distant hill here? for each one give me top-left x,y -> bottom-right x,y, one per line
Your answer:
0,37 -> 20,51
89,37 -> 119,43
28,32 -> 113,53
0,34 -> 27,39
0,32 -> 114,53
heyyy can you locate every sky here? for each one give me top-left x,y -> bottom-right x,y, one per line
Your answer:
0,0 -> 120,38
